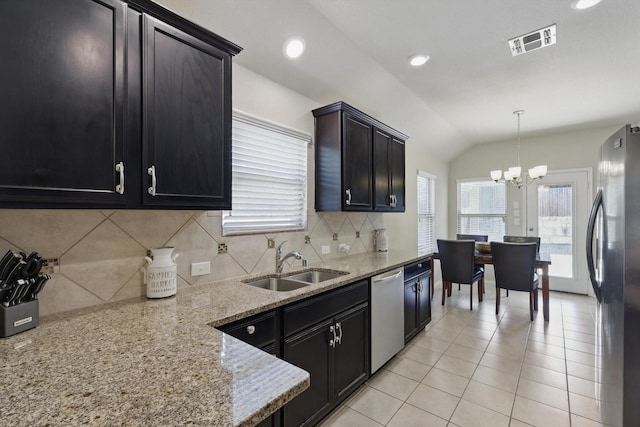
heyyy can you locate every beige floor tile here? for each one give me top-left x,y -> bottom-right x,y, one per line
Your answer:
509,420 -> 534,427
422,367 -> 470,397
569,392 -> 610,424
567,375 -> 599,400
472,364 -> 519,393
566,361 -> 601,382
485,341 -> 527,361
564,330 -> 596,344
519,363 -> 567,390
434,354 -> 478,378
528,331 -> 565,347
450,399 -> 510,427
387,403 -> 448,427
384,356 -> 432,382
523,351 -> 567,373
526,340 -> 566,359
318,405 -> 383,427
462,380 -> 515,416
367,370 -> 420,401
398,342 -> 444,366
453,334 -> 490,351
458,326 -> 495,341
445,343 -> 484,364
570,413 -> 608,427
346,385 -> 403,425
566,348 -> 598,367
406,383 -> 460,420
412,334 -> 452,352
512,396 -> 570,427
479,352 -> 522,377
516,378 -> 569,411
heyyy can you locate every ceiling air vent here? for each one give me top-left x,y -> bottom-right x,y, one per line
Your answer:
508,24 -> 556,56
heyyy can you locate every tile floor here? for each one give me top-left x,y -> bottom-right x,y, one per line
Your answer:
319,283 -> 608,427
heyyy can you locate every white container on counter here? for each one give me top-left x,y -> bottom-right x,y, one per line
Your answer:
374,229 -> 388,252
145,247 -> 178,298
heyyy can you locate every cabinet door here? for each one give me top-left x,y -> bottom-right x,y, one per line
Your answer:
417,275 -> 431,329
142,16 -> 231,208
373,129 -> 392,210
390,137 -> 405,211
404,281 -> 418,342
334,304 -> 369,403
283,319 -> 334,427
342,112 -> 372,210
0,0 -> 126,206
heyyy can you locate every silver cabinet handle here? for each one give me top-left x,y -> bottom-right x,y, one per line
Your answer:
115,162 -> 125,194
335,322 -> 343,345
390,194 -> 396,207
147,165 -> 156,196
345,188 -> 352,206
246,325 -> 255,335
329,325 -> 336,347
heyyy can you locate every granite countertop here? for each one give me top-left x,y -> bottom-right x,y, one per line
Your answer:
0,250 -> 430,426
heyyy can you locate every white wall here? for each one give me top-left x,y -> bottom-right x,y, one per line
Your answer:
447,125 -> 621,238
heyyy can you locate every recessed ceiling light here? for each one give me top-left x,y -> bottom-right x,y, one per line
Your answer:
409,54 -> 430,67
283,37 -> 305,59
571,0 -> 602,9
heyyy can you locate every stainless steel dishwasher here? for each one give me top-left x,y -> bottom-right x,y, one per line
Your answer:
370,267 -> 405,373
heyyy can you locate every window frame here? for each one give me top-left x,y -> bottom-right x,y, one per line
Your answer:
417,170 -> 436,254
456,178 -> 507,242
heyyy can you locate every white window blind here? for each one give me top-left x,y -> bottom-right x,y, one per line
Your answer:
417,171 -> 435,254
457,179 -> 506,242
222,110 -> 310,236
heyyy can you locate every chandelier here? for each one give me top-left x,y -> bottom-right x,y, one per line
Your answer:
490,110 -> 547,189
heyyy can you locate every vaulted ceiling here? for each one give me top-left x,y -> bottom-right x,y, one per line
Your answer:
158,0 -> 640,161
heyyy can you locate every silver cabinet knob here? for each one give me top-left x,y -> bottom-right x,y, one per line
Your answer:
246,325 -> 255,335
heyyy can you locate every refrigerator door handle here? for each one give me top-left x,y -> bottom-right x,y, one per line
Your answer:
587,189 -> 603,303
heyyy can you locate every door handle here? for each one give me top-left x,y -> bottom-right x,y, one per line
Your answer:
115,162 -> 125,194
586,189 -> 603,302
147,165 -> 157,196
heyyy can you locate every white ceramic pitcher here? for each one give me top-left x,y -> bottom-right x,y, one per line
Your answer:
145,247 -> 178,298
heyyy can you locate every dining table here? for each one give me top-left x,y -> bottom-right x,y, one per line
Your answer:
430,251 -> 552,321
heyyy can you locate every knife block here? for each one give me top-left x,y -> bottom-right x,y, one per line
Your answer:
0,300 -> 39,338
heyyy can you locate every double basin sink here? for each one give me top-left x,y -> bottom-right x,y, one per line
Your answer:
242,268 -> 348,292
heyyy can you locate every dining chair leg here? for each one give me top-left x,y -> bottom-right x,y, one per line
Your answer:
478,279 -> 483,303
448,282 -> 452,297
496,287 -> 500,315
470,284 -> 473,310
529,292 -> 534,321
534,288 -> 539,311
442,281 -> 446,305
506,289 -> 509,297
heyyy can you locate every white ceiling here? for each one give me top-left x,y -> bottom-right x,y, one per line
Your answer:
158,0 -> 640,161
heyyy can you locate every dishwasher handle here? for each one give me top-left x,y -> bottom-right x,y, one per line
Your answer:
372,269 -> 403,282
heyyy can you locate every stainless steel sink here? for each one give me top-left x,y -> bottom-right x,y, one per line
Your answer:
242,268 -> 348,291
283,269 -> 348,283
242,277 -> 311,292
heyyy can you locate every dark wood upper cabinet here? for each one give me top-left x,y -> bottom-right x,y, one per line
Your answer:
0,0 -> 127,206
313,102 -> 407,212
0,0 -> 240,209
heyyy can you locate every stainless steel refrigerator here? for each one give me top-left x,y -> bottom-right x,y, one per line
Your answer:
587,124 -> 640,427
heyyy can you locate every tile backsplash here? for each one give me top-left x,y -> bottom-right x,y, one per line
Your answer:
0,210 -> 383,316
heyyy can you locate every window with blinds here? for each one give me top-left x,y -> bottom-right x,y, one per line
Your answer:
417,171 -> 435,254
222,110 -> 310,236
457,179 -> 506,242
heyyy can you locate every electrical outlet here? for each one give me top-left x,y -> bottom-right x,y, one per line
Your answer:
356,231 -> 360,238
321,245 -> 330,255
191,261 -> 211,277
304,236 -> 311,244
218,243 -> 228,254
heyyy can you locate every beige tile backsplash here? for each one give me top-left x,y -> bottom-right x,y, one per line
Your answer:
0,209 -> 383,316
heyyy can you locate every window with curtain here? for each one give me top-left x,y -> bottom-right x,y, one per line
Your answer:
222,110 -> 310,236
417,171 -> 436,254
457,179 -> 506,242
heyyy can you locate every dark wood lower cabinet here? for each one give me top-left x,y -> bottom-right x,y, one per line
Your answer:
404,260 -> 432,343
283,303 -> 369,427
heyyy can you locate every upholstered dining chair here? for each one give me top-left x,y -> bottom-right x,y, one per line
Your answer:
456,234 -> 488,293
437,239 -> 484,310
491,241 -> 539,320
502,236 -> 541,296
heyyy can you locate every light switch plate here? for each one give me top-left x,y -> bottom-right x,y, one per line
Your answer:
191,261 -> 211,277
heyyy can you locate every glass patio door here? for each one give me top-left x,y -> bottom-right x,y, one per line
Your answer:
526,169 -> 591,294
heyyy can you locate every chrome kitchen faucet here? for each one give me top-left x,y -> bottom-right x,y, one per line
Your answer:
275,241 -> 305,273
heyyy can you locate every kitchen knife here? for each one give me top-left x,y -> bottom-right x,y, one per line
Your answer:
30,275 -> 50,301
1,259 -> 26,288
0,250 -> 15,273
15,278 -> 35,305
0,252 -> 23,285
3,279 -> 26,307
